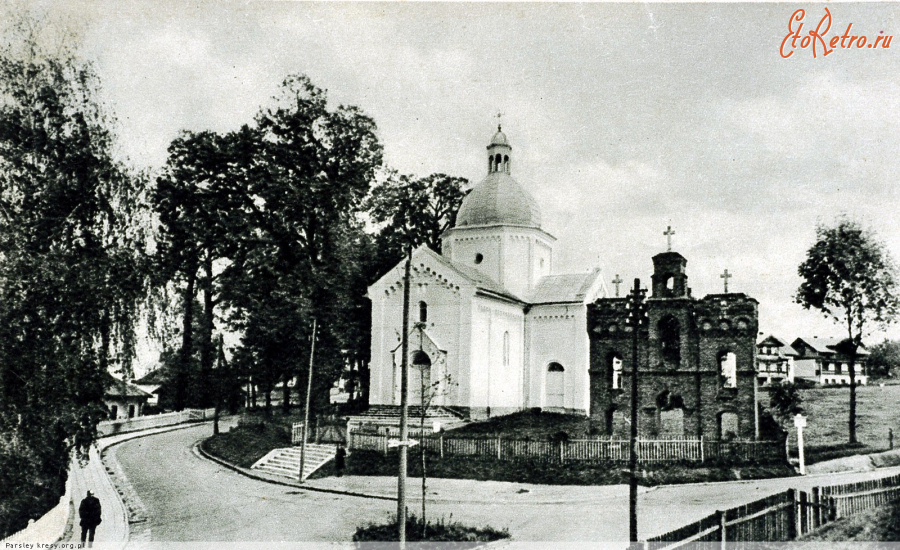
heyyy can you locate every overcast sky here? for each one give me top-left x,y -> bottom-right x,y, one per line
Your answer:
18,1 -> 900,348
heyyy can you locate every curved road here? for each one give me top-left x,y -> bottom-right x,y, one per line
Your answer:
113,424 -> 900,544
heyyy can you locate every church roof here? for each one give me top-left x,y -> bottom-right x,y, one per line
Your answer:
528,270 -> 603,304
455,172 -> 541,229
421,247 -> 523,303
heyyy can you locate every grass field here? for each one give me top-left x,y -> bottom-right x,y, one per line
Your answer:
773,384 -> 900,450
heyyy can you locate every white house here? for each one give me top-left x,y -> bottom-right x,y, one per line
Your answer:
756,334 -> 797,386
366,127 -> 607,421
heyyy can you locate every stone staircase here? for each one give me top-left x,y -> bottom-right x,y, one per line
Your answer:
347,405 -> 468,434
251,443 -> 337,481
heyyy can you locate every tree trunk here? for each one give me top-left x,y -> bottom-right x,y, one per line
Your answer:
265,388 -> 272,417
200,256 -> 215,407
177,269 -> 196,410
849,348 -> 858,445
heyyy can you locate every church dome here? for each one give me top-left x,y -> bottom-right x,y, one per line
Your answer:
490,129 -> 509,146
455,171 -> 541,229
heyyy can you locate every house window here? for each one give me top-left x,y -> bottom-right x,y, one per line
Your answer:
110,405 -> 118,420
503,331 -> 510,366
719,351 -> 737,388
418,301 -> 428,323
128,405 -> 135,418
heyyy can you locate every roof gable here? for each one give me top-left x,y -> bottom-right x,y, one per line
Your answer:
368,245 -> 523,303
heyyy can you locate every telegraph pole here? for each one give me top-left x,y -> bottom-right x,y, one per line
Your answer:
299,317 -> 317,482
397,250 -> 412,544
627,278 -> 646,543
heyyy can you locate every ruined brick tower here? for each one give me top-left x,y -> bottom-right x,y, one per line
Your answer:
587,251 -> 759,440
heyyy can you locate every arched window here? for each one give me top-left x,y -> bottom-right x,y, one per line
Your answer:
719,351 -> 737,388
503,154 -> 509,172
418,301 -> 427,323
658,316 -> 681,364
495,154 -> 502,171
607,351 -> 623,390
503,331 -> 510,366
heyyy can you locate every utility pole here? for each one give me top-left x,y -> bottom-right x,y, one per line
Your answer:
398,251 -> 412,544
299,317 -> 317,483
627,278 -> 646,544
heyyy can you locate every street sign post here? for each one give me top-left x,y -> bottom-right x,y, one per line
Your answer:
794,413 -> 807,475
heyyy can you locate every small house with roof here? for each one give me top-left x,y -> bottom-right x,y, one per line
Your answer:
756,334 -> 798,386
104,374 -> 152,420
791,337 -> 870,386
365,127 -> 607,423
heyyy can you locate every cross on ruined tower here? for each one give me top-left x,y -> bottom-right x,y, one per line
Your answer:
720,268 -> 732,293
612,274 -> 623,297
496,111 -> 503,131
664,226 -> 675,252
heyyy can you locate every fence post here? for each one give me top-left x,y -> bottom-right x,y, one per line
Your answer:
700,435 -> 704,463
812,486 -> 821,528
560,441 -> 565,463
787,488 -> 798,540
715,509 -> 726,549
497,435 -> 502,460
799,490 -> 809,536
440,432 -> 444,458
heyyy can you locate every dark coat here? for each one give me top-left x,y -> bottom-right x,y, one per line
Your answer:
79,495 -> 102,528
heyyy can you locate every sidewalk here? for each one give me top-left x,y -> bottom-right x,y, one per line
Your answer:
62,419 -> 230,545
807,447 -> 900,474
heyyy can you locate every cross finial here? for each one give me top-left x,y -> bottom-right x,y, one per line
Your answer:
720,268 -> 732,293
612,274 -> 623,297
663,225 -> 675,252
496,111 -> 502,132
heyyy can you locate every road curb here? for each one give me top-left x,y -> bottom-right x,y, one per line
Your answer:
193,439 -> 396,502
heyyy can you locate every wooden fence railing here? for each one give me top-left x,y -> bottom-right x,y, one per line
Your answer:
646,471 -> 900,547
347,432 -> 784,464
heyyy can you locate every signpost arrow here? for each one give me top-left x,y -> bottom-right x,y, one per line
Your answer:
388,439 -> 419,449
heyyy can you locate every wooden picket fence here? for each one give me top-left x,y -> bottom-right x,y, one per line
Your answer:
646,472 -> 900,547
346,432 -> 784,464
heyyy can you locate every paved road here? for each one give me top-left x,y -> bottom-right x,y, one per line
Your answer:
113,425 -> 900,544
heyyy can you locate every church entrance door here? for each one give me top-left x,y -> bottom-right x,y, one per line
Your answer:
546,363 -> 565,410
410,351 -> 432,406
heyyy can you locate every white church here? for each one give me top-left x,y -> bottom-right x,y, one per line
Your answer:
367,127 -> 607,420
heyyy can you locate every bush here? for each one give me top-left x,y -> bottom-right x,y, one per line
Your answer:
0,431 -> 66,539
353,513 -> 510,542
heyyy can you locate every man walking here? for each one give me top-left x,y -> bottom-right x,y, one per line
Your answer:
78,490 -> 102,547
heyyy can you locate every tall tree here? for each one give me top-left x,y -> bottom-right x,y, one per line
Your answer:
154,130 -> 251,409
797,217 -> 900,444
221,74 -> 383,416
365,171 -> 468,278
0,21 -> 150,535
